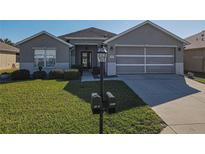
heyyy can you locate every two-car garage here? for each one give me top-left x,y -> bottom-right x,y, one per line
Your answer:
116,45 -> 176,74
105,21 -> 187,76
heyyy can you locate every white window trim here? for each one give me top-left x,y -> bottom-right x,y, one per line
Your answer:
116,64 -> 174,67
34,49 -> 56,68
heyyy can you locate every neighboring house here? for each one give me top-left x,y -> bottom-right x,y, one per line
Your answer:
185,31 -> 205,72
0,42 -> 19,70
16,20 -> 188,75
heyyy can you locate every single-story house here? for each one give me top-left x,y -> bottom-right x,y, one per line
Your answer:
16,20 -> 188,75
185,31 -> 205,72
0,42 -> 19,70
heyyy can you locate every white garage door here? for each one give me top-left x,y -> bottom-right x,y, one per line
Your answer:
116,46 -> 175,74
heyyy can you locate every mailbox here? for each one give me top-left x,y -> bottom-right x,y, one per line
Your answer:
91,92 -> 102,114
105,91 -> 116,114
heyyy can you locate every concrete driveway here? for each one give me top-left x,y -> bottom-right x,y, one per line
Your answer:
119,74 -> 205,134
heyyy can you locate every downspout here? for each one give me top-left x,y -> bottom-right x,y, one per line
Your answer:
69,47 -> 73,69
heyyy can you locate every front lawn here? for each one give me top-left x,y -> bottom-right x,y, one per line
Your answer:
0,80 -> 165,133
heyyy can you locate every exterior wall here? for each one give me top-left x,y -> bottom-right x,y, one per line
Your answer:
74,45 -> 98,67
69,39 -> 103,45
17,34 -> 70,73
106,24 -> 184,75
184,48 -> 205,72
0,51 -> 18,69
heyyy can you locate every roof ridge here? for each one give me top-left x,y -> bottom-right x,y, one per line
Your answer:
104,20 -> 188,44
58,27 -> 116,38
16,31 -> 73,47
0,42 -> 19,53
185,30 -> 205,40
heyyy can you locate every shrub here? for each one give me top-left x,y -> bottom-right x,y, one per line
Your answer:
64,69 -> 81,80
1,72 -> 10,75
187,72 -> 194,79
11,69 -> 30,80
33,71 -> 47,79
71,64 -> 83,74
92,67 -> 100,75
48,69 -> 64,79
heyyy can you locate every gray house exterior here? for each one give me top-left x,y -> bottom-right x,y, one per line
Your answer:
16,21 -> 188,75
16,32 -> 72,73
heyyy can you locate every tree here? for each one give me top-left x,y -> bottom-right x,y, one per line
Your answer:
0,38 -> 14,46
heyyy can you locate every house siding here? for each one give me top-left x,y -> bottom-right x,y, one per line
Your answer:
184,48 -> 205,72
18,34 -> 70,73
0,51 -> 18,69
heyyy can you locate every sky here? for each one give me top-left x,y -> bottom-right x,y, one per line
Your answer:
1,20 -> 205,43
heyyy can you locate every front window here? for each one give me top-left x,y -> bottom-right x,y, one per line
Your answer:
34,49 -> 56,68
46,50 -> 56,67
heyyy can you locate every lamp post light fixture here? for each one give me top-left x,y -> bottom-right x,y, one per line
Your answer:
97,44 -> 107,134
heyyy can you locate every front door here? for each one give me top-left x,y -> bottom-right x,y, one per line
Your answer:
81,51 -> 92,69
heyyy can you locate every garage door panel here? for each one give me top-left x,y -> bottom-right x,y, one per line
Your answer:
116,47 -> 144,55
146,66 -> 175,73
115,46 -> 175,74
117,66 -> 144,74
146,47 -> 174,55
116,57 -> 144,64
146,57 -> 174,64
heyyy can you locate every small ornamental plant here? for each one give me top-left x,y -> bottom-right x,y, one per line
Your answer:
38,66 -> 43,72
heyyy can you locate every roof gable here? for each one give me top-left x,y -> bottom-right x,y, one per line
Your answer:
59,27 -> 116,40
104,20 -> 188,44
185,31 -> 205,50
16,31 -> 73,47
0,42 -> 19,53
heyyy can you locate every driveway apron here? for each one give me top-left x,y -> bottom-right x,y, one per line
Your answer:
119,74 -> 205,134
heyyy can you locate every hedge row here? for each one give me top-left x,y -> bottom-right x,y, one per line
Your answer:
48,69 -> 81,80
10,69 -> 81,80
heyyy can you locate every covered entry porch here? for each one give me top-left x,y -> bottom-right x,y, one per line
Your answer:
71,45 -> 98,70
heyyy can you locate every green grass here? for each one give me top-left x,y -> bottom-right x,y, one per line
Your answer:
0,80 -> 165,134
185,71 -> 205,84
195,78 -> 205,84
192,72 -> 205,84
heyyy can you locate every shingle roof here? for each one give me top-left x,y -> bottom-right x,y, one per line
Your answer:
59,27 -> 116,40
185,31 -> 205,50
0,42 -> 19,53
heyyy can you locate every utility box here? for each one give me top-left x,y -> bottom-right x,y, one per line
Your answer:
91,92 -> 102,114
105,91 -> 116,114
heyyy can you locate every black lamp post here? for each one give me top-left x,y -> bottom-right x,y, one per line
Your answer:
97,44 -> 107,134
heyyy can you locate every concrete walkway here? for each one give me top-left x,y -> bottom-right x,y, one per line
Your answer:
119,74 -> 205,134
81,71 -> 119,82
81,71 -> 95,82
